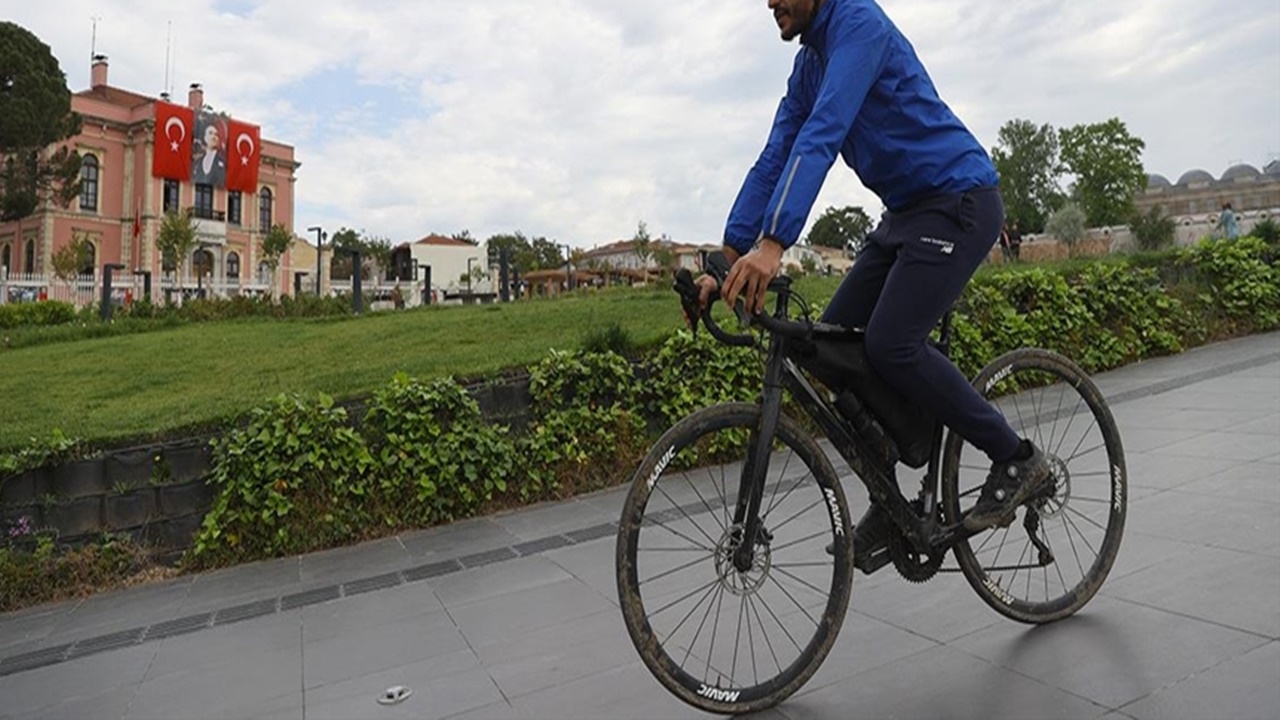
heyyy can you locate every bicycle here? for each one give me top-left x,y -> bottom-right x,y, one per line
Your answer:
615,255 -> 1127,714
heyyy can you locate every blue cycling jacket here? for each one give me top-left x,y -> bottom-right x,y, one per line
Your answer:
725,0 -> 998,252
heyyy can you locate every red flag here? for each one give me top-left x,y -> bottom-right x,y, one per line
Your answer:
226,120 -> 261,193
152,102 -> 194,180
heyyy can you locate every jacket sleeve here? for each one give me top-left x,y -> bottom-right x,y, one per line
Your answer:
723,54 -> 810,255
761,11 -> 890,247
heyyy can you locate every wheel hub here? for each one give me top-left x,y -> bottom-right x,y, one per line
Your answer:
715,524 -> 772,596
1035,453 -> 1071,519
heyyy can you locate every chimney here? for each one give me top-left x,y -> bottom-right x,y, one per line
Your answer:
91,55 -> 108,88
188,83 -> 204,110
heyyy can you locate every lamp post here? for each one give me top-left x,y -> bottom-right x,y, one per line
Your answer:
307,226 -> 326,296
466,257 -> 479,294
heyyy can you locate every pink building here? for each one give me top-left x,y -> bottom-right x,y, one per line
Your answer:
0,55 -> 303,298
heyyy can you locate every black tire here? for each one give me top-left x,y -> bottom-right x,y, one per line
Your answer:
942,348 -> 1127,624
616,403 -> 853,715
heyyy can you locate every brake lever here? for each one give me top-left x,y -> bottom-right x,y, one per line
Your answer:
672,269 -> 701,338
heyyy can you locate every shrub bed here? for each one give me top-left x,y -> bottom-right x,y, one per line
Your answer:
2,235 -> 1277,601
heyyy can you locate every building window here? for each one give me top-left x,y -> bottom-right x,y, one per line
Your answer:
227,251 -> 241,280
259,187 -> 273,231
1,244 -> 9,273
258,261 -> 271,284
79,241 -> 97,277
24,240 -> 35,273
79,155 -> 99,212
195,183 -> 215,219
193,248 -> 215,283
163,179 -> 181,213
228,191 -> 242,225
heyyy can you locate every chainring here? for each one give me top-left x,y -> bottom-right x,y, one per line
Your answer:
887,532 -> 944,583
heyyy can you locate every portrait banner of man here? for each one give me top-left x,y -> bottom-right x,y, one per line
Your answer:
192,111 -> 229,189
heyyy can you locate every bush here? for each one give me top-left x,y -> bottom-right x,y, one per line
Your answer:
0,301 -> 77,329
1130,205 -> 1177,251
189,393 -> 376,567
0,532 -> 159,613
363,374 -> 514,525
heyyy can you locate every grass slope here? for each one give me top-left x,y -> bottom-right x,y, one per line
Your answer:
0,279 -> 838,450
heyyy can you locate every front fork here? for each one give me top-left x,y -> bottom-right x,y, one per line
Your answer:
731,334 -> 787,573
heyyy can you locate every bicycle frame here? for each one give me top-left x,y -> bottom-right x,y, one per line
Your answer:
729,292 -> 977,572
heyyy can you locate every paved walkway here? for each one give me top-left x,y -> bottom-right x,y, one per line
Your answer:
1,333 -> 1277,720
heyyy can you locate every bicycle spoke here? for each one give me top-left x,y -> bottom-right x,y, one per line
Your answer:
764,449 -> 799,517
766,497 -> 826,537
649,577 -> 720,621
770,528 -> 831,554
1059,513 -> 1089,580
765,573 -> 821,629
747,593 -> 784,676
686,470 -> 728,534
773,565 -> 835,600
653,484 -> 720,549
638,553 -> 715,587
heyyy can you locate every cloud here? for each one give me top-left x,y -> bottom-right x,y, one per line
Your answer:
10,0 -> 1279,246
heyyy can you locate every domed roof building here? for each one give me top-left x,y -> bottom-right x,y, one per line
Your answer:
1176,169 -> 1215,186
1222,164 -> 1261,182
1146,173 -> 1172,189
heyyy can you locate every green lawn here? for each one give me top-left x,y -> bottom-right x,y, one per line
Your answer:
1,279 -> 842,450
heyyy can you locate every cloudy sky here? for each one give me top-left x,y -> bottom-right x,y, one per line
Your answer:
11,0 -> 1280,248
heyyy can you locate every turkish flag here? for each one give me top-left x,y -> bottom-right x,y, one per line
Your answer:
226,120 -> 261,193
152,102 -> 194,180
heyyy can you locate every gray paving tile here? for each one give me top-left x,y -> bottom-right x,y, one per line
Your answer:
511,660 -> 716,719
1176,460 -> 1280,504
11,685 -> 133,720
1160,429 -> 1280,463
1229,414 -> 1280,437
0,644 -> 155,716
447,578 -> 615,648
302,607 -> 469,688
542,536 -> 621,603
297,535 -> 412,584
0,605 -> 69,654
951,595 -> 1269,710
442,699 -> 531,720
489,498 -> 615,542
178,555 -> 301,614
1116,427 -> 1209,455
1123,489 -> 1279,554
40,579 -> 192,645
1123,452 -> 1236,492
1102,546 -> 1280,638
1121,640 -> 1280,720
301,581 -> 443,644
1103,532 -> 1202,583
430,555 -> 572,609
1113,408 -> 1274,434
843,571 -> 1004,644
303,649 -> 496,720
777,644 -> 1104,720
797,610 -> 939,695
125,645 -> 301,720
145,609 -> 301,681
399,517 -> 521,561
472,608 -> 635,698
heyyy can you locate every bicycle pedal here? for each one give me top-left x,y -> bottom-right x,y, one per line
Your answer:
854,545 -> 892,575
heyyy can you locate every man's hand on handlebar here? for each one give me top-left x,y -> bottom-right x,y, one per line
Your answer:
723,237 -> 784,315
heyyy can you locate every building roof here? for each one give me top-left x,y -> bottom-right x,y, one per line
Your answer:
73,85 -> 155,110
1222,164 -> 1261,182
1176,169 -> 1214,186
1146,173 -> 1172,188
1265,160 -> 1280,177
413,234 -> 477,247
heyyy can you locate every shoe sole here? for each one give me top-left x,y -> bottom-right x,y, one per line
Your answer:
963,466 -> 1053,532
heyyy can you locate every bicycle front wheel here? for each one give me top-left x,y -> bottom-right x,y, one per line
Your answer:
616,403 -> 853,715
942,348 -> 1127,624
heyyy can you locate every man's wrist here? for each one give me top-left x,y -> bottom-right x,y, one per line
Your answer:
756,235 -> 786,257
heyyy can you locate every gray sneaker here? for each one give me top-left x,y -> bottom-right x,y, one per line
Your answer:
964,442 -> 1052,532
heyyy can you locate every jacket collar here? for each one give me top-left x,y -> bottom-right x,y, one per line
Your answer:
800,0 -> 835,50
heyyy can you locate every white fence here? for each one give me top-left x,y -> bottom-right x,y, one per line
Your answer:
0,269 -> 272,308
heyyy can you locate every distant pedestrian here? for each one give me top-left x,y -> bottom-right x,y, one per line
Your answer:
998,223 -> 1013,263
1219,203 -> 1239,240
1008,221 -> 1023,261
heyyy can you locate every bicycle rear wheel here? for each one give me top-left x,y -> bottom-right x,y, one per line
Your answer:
616,403 -> 853,715
942,348 -> 1127,624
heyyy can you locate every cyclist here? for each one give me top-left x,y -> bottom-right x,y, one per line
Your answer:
694,0 -> 1049,536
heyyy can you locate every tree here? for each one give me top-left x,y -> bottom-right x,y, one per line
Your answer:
1129,205 -> 1176,252
452,229 -> 477,246
1059,118 -> 1147,228
156,210 -> 197,289
50,232 -> 92,283
633,221 -> 653,269
805,205 -> 873,254
652,244 -> 677,278
0,22 -> 83,221
259,223 -> 293,296
329,227 -> 391,280
486,231 -> 537,270
991,119 -> 1063,233
529,236 -> 564,270
1045,203 -> 1088,256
